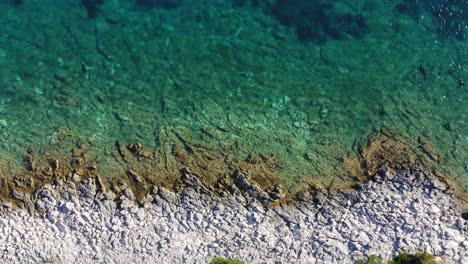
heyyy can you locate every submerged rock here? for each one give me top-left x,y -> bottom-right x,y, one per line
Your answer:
81,0 -> 105,18
396,0 -> 467,40
136,0 -> 184,9
271,0 -> 368,42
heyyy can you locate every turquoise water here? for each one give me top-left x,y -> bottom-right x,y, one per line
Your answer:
0,0 -> 466,194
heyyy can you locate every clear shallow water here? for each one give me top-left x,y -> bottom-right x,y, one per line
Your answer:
0,0 -> 466,193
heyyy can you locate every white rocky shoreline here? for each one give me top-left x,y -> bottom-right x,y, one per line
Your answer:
0,168 -> 467,264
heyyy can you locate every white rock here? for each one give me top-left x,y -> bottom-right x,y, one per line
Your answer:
0,171 -> 465,264
428,205 -> 441,214
444,241 -> 459,250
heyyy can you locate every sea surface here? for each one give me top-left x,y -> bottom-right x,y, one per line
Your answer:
0,0 -> 466,193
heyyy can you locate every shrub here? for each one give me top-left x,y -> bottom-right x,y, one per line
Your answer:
210,257 -> 245,264
390,252 -> 436,264
357,252 -> 435,264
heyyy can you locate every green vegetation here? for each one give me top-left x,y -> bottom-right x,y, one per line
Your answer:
390,252 -> 436,264
357,255 -> 384,264
358,253 -> 436,264
210,257 -> 245,264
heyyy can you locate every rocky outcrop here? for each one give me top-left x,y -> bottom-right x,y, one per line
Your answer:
0,168 -> 466,263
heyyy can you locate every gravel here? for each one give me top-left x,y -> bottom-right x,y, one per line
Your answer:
0,169 -> 467,263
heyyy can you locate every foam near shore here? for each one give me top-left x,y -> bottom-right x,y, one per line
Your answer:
0,167 -> 466,264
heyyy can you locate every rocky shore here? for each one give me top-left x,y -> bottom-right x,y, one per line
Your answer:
0,167 -> 466,264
